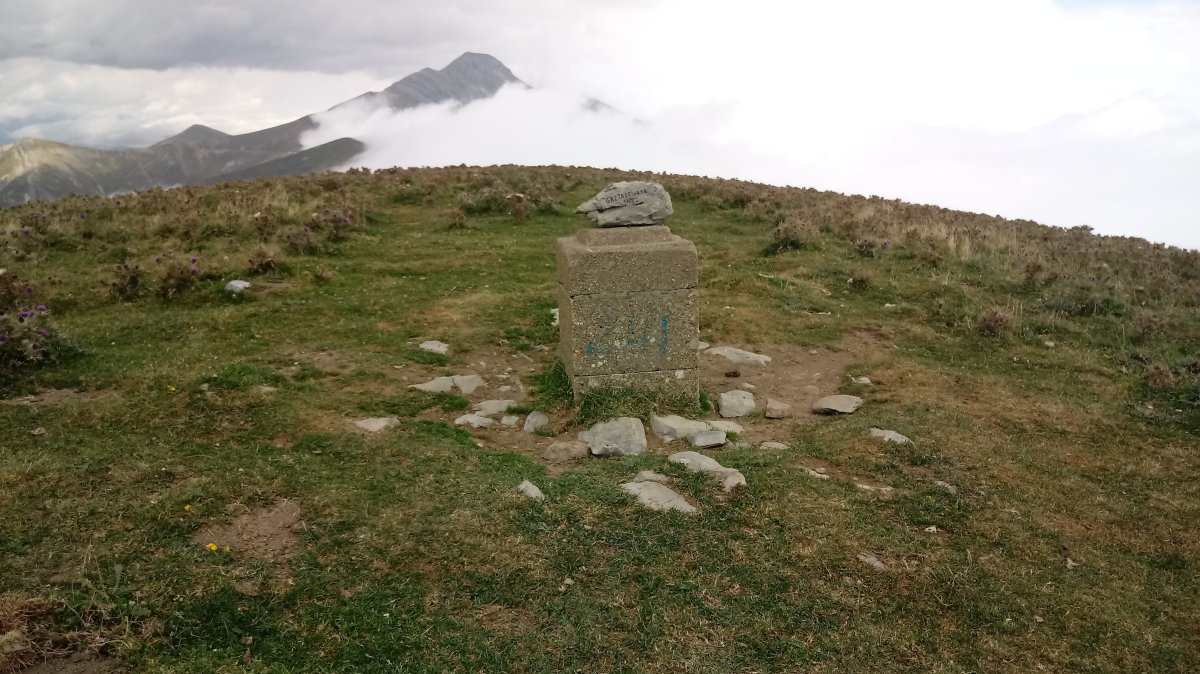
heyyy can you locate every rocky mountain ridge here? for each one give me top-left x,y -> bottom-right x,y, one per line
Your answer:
0,53 -> 523,206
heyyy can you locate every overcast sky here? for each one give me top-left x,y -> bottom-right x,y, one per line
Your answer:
2,0 -> 1198,249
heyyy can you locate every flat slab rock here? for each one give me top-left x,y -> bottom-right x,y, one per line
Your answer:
410,374 -> 486,395
579,417 -> 647,456
543,440 -> 589,463
669,451 -> 747,492
354,416 -> 399,433
705,346 -> 771,366
620,480 -> 696,513
473,399 -> 516,417
454,413 -> 496,428
764,398 -> 792,419
811,394 -> 863,414
869,428 -> 911,444
688,430 -> 727,449
419,340 -> 449,354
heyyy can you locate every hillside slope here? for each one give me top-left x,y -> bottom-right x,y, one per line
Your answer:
0,166 -> 1196,673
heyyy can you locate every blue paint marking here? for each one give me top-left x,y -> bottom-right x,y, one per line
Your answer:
660,313 -> 670,357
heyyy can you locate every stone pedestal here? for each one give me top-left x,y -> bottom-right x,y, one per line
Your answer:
556,225 -> 699,399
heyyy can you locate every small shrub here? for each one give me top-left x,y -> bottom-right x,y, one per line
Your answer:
158,256 -> 202,298
447,207 -> 466,231
977,307 -> 1011,337
846,270 -> 875,293
0,271 -> 35,311
1146,363 -> 1176,390
247,245 -> 281,275
855,238 -> 879,258
764,216 -> 815,255
0,304 -> 68,378
108,262 -> 147,300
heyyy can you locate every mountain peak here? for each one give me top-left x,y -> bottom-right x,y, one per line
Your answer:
153,124 -> 230,148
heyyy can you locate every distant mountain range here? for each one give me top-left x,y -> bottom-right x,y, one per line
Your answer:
0,53 -> 524,206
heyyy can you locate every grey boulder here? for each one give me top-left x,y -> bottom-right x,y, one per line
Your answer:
523,411 -> 550,433
579,417 -> 647,456
542,440 -> 590,463
705,346 -> 771,366
517,480 -> 545,501
575,181 -> 673,227
764,398 -> 792,419
688,430 -> 727,449
650,414 -> 710,442
668,451 -> 747,492
869,428 -> 911,444
718,390 -> 756,418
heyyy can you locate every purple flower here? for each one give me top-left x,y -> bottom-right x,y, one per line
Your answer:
0,334 -> 6,342
37,329 -> 48,337
155,256 -> 162,263
19,311 -> 32,318
21,228 -> 30,236
303,226 -> 311,233
31,343 -> 40,351
190,268 -> 199,275
35,305 -> 46,311
25,286 -> 32,294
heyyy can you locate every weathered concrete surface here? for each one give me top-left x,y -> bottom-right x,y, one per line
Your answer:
572,369 -> 699,400
575,181 -> 673,227
556,226 -> 697,295
558,286 -> 698,378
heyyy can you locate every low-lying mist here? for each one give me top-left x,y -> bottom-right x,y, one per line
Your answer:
301,83 -> 1200,249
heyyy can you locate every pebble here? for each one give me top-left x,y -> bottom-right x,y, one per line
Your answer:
225,280 -> 251,293
517,480 -> 545,501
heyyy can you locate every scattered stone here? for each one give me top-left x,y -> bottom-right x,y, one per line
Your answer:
454,414 -> 496,428
811,395 -> 863,415
718,390 -> 756,418
706,346 -> 771,366
500,415 -> 520,426
354,417 -> 399,433
693,340 -> 710,350
924,525 -> 940,534
688,430 -> 727,449
517,480 -> 545,501
934,480 -> 958,495
29,427 -> 46,436
419,340 -> 450,355
225,279 -> 251,293
808,349 -> 819,355
550,308 -> 560,327
869,428 -> 911,444
575,180 -> 673,227
579,417 -> 647,456
523,411 -> 550,433
411,376 -> 455,393
855,483 -> 894,493
706,420 -> 745,434
857,553 -> 888,571
1044,340 -> 1056,348
850,376 -> 873,385
669,451 -> 747,492
741,382 -> 756,390
1066,558 -> 1081,570
473,399 -> 516,417
542,440 -> 590,463
804,467 -> 830,480
452,374 -> 486,395
760,441 -> 788,450
620,481 -> 696,513
764,398 -> 792,419
633,470 -> 671,484
650,414 -> 709,442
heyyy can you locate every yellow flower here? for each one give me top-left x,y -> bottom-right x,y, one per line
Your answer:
167,385 -> 177,392
183,504 -> 191,512
223,546 -> 231,553
206,542 -> 218,552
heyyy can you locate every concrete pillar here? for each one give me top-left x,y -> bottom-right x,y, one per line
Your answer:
556,225 -> 699,399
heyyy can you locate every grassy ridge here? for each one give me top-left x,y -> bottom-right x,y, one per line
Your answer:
0,166 -> 1197,672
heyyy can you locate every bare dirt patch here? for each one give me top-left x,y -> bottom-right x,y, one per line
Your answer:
0,389 -> 117,407
193,500 -> 303,562
20,652 -> 120,674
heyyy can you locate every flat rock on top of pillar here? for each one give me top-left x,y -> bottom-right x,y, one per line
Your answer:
575,181 -> 673,227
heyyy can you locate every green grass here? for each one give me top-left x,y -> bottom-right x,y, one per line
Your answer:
0,165 -> 1198,672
